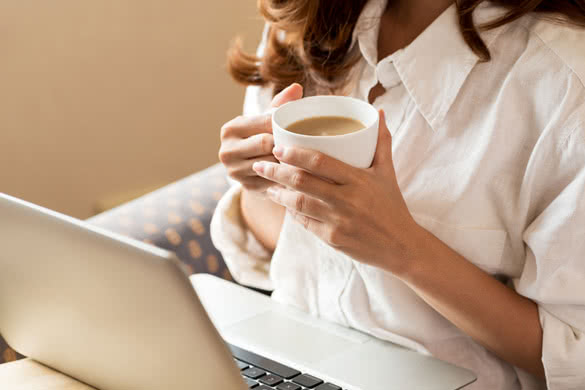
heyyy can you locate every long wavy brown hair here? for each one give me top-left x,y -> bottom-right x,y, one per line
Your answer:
228,0 -> 585,96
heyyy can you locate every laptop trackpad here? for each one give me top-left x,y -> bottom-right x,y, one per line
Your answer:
222,311 -> 360,366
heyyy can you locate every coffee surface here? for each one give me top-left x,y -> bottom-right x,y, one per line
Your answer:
286,116 -> 365,136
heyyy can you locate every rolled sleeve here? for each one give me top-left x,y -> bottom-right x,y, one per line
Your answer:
515,123 -> 585,389
539,307 -> 585,389
210,183 -> 274,291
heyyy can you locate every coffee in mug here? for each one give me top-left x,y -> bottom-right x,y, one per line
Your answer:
272,96 -> 379,168
286,116 -> 365,137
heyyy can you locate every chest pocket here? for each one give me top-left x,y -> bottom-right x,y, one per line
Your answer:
411,213 -> 508,274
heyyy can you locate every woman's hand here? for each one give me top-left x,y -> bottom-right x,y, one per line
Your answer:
252,110 -> 423,275
219,84 -> 304,194
254,109 -> 548,378
218,83 -> 303,251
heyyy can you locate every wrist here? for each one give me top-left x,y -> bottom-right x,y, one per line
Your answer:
240,188 -> 286,252
240,189 -> 266,230
393,221 -> 437,283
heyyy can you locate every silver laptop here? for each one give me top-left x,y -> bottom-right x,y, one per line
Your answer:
0,192 -> 476,390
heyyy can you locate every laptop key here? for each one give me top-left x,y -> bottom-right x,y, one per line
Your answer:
259,374 -> 283,386
315,384 -> 342,390
292,374 -> 323,388
255,386 -> 275,390
276,382 -> 302,390
229,344 -> 301,379
243,367 -> 267,379
244,377 -> 259,388
236,359 -> 250,370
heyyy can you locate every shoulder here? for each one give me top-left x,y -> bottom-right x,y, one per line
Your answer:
485,14 -> 585,145
527,20 -> 585,151
521,16 -> 585,88
242,23 -> 274,116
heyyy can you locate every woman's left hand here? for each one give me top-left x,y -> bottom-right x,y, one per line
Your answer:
252,110 -> 423,276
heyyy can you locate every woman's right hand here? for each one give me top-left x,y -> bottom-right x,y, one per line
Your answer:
219,83 -> 304,195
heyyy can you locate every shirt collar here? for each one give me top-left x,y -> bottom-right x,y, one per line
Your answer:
353,0 -> 388,68
353,0 -> 507,131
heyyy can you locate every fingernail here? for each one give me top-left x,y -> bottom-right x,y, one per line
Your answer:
266,186 -> 279,198
273,145 -> 284,158
253,162 -> 265,174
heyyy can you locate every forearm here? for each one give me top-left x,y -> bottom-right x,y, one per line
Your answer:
241,189 -> 285,252
400,226 -> 545,378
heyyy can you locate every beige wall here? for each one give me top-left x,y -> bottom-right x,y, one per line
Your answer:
0,0 -> 264,218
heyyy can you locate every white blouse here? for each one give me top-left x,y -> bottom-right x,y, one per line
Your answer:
211,1 -> 585,389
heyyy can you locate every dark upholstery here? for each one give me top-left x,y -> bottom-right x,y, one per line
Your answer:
0,163 -> 231,364
88,163 -> 232,279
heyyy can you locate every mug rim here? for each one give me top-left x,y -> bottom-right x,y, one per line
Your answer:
272,95 -> 379,140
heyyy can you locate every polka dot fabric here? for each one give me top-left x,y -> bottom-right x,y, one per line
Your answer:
0,164 -> 231,364
87,163 -> 233,280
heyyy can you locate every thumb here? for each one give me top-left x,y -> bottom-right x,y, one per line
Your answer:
371,110 -> 393,169
270,83 -> 304,108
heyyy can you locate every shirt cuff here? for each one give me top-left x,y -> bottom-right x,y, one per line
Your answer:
539,306 -> 585,389
210,183 -> 274,291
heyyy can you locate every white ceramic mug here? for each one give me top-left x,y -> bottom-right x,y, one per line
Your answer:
272,96 -> 379,168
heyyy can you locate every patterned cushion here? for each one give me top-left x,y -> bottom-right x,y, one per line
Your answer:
87,163 -> 232,279
0,163 -> 231,364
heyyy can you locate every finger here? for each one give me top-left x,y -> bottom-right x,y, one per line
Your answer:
288,210 -> 328,238
253,161 -> 336,202
270,83 -> 304,108
371,110 -> 393,168
234,133 -> 275,160
220,134 -> 273,163
227,155 -> 278,178
272,146 -> 355,185
266,187 -> 329,222
221,114 -> 272,139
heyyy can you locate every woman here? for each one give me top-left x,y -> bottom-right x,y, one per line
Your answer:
211,0 -> 585,388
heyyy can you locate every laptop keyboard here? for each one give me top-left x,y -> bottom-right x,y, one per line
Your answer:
229,344 -> 343,390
